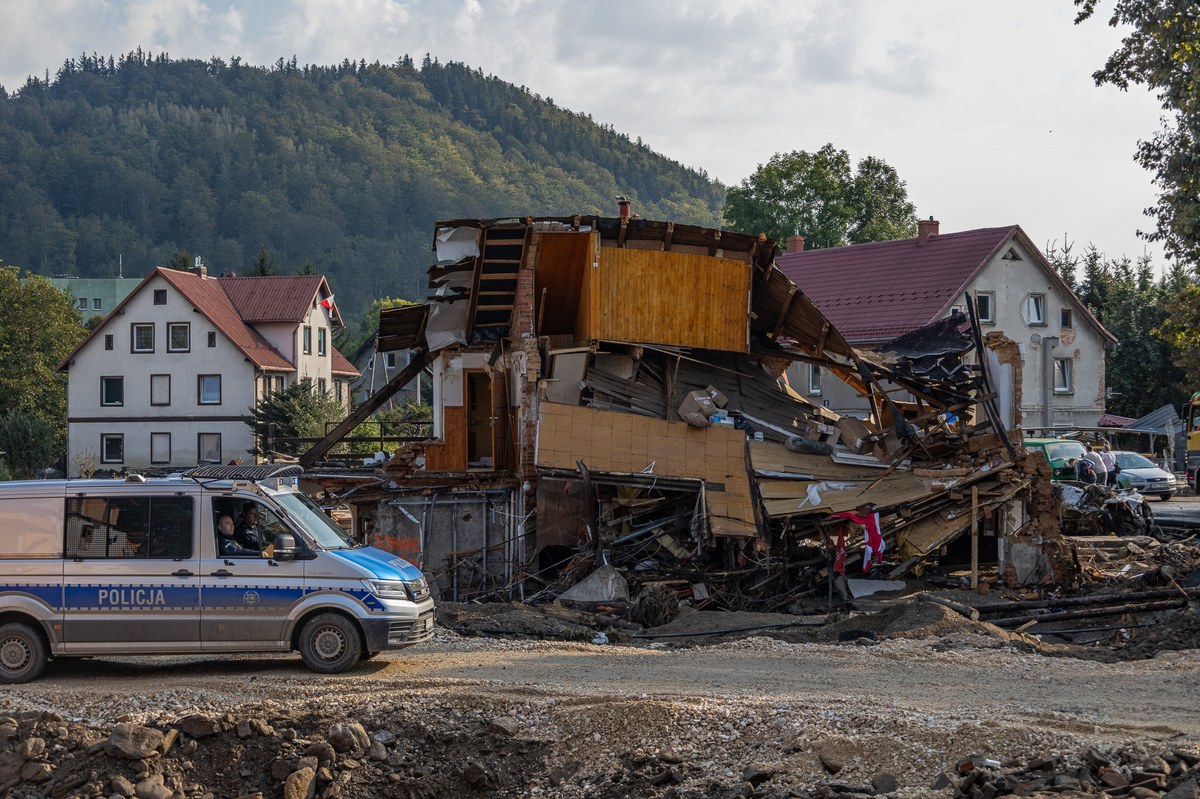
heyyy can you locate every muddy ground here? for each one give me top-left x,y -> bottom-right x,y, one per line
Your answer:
3,594 -> 1200,799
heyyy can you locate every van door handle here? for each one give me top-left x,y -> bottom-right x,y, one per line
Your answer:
210,569 -> 233,578
171,569 -> 194,578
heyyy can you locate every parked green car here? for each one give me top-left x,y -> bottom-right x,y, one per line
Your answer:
1024,437 -> 1087,480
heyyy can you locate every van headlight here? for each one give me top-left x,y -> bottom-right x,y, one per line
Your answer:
364,578 -> 428,601
364,580 -> 411,600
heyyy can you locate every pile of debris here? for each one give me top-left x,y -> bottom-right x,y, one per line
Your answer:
941,748 -> 1200,799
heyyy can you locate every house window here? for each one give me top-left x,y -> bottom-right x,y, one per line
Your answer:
317,328 -> 327,356
1061,308 -> 1073,328
207,331 -> 217,348
153,289 -> 167,305
335,381 -> 343,402
101,434 -> 124,464
318,378 -> 327,395
150,374 -> 171,406
197,433 -> 222,464
303,326 -> 312,355
808,364 -> 822,396
78,297 -> 88,310
949,305 -> 964,317
150,432 -> 171,464
131,323 -> 154,353
198,375 -> 221,405
1027,294 -> 1046,326
385,352 -> 397,369
92,298 -> 102,310
167,322 -> 190,352
1054,358 -> 1074,394
101,376 -> 124,406
273,376 -> 285,393
64,496 -> 193,559
975,292 -> 995,324
104,334 -> 114,351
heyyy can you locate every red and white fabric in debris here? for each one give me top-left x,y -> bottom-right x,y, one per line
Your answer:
829,510 -> 885,570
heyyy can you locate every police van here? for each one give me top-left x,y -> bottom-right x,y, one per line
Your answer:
0,464 -> 434,683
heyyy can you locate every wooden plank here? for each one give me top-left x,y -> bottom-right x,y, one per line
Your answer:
771,286 -> 798,341
424,405 -> 468,472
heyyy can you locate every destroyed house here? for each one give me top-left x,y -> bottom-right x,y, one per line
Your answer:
304,214 -> 1051,606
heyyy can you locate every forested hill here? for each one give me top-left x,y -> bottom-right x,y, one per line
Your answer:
0,51 -> 726,319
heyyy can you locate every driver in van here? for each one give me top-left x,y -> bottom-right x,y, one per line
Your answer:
217,514 -> 258,556
234,503 -> 265,552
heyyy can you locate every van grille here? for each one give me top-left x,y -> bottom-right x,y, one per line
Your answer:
388,611 -> 435,645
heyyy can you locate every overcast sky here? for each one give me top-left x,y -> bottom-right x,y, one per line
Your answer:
0,0 -> 1168,267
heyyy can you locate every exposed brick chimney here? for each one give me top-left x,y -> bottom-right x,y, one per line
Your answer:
917,217 -> 939,245
616,195 -> 630,220
786,234 -> 805,253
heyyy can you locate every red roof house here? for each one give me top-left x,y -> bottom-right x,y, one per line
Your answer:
776,221 -> 1117,429
58,264 -> 359,474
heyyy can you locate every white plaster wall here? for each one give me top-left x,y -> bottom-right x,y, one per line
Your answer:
64,272 -> 261,474
68,419 -> 254,473
964,240 -> 1107,428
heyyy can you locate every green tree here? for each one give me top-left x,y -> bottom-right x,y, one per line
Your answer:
1076,0 -> 1200,266
165,250 -> 193,271
0,266 -> 86,451
247,379 -> 348,457
723,144 -> 917,248
1101,254 -> 1185,417
0,412 -> 58,479
251,247 -> 278,276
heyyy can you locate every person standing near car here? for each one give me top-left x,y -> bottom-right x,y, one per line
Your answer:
1099,442 -> 1118,486
1084,444 -> 1108,486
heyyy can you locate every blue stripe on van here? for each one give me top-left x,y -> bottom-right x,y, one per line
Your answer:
1,584 -> 63,610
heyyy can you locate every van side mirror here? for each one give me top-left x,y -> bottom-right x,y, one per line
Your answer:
272,532 -> 299,561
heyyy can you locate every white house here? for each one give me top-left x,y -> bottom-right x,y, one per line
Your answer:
775,221 -> 1118,429
57,264 -> 359,475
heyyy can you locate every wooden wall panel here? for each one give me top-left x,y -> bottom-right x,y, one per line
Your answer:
535,232 -> 593,336
585,248 -> 749,351
536,402 -> 756,537
424,405 -> 468,472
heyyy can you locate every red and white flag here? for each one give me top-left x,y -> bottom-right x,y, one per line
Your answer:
320,294 -> 334,310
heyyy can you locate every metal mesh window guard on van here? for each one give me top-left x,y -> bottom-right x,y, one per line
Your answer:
181,464 -> 304,481
65,496 -> 193,560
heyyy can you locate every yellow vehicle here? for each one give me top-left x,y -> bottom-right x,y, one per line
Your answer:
1186,391 -> 1200,490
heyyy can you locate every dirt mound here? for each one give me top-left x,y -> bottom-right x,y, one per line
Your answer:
1117,605 -> 1200,659
436,601 -> 596,640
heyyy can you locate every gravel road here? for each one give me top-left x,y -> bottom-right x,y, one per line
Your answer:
3,625 -> 1198,797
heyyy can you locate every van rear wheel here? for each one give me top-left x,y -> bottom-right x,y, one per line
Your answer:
0,623 -> 47,684
298,613 -> 362,674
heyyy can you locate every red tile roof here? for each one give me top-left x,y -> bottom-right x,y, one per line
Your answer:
218,274 -> 343,326
331,348 -> 358,376
157,269 -> 296,370
776,227 -> 1018,342
58,268 -> 359,377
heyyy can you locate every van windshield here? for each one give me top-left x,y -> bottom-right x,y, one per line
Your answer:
273,491 -> 355,549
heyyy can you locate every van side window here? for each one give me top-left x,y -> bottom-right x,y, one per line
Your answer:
66,497 -> 193,559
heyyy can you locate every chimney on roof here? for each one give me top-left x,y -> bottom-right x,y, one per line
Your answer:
917,217 -> 939,245
616,195 -> 630,220
786,234 -> 805,253
191,255 -> 207,278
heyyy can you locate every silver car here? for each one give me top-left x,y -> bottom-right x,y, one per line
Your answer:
1112,451 -> 1177,500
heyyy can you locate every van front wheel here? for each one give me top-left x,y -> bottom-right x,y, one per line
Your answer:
298,613 -> 362,674
0,623 -> 47,684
